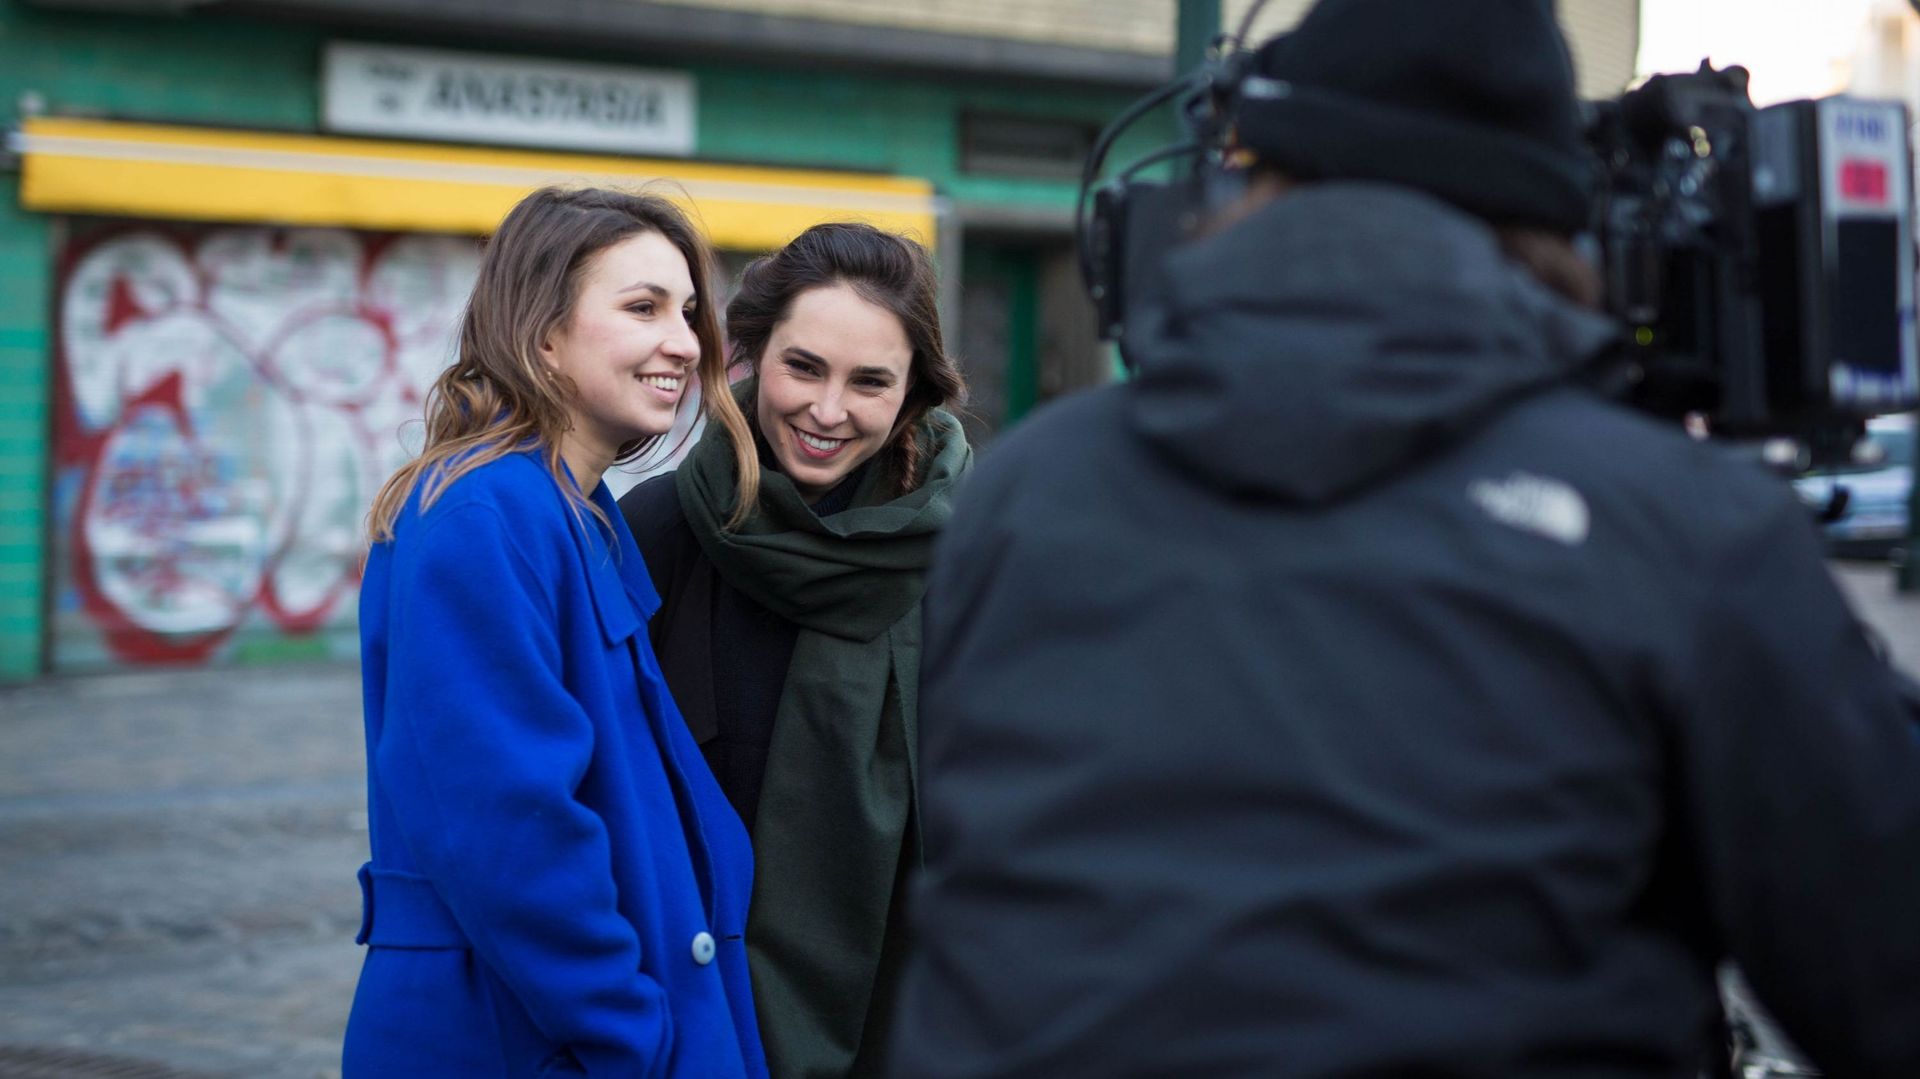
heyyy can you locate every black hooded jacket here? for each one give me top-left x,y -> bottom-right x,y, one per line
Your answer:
889,185 -> 1920,1078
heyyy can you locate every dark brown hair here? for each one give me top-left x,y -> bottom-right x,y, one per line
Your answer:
721,222 -> 965,525
1241,167 -> 1603,309
367,186 -> 746,540
1494,226 -> 1603,310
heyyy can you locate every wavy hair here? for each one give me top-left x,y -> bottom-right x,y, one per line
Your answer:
367,186 -> 747,540
720,222 -> 965,526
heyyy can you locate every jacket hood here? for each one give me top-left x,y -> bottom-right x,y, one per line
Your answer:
1125,183 -> 1618,502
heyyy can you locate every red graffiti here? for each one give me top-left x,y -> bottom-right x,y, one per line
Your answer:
67,373 -> 236,664
53,224 -> 481,668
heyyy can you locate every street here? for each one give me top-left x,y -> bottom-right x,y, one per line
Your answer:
1,560 -> 1917,1078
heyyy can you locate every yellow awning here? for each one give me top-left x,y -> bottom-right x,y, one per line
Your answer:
13,117 -> 940,251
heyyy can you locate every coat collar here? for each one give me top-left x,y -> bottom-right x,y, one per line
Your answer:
559,468 -> 661,646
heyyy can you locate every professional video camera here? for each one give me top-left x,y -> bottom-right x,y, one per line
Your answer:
1080,16 -> 1920,464
1588,65 -> 1918,454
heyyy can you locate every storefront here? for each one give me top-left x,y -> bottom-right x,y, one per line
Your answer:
0,0 -> 1157,676
17,113 -> 939,668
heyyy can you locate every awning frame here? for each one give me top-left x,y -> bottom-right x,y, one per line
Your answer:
10,116 -> 943,251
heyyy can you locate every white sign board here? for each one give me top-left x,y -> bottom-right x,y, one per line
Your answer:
323,42 -> 695,156
1819,99 -> 1908,216
1817,97 -> 1917,408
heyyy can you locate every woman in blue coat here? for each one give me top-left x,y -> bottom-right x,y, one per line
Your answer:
345,186 -> 768,1078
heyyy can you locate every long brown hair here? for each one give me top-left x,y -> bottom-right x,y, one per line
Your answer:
367,186 -> 737,540
718,222 -> 965,526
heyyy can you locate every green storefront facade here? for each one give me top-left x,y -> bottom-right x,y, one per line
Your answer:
0,0 -> 1170,678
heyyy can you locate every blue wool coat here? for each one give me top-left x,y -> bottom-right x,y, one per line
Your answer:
345,450 -> 767,1079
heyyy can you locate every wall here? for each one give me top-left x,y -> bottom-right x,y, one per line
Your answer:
1849,0 -> 1920,106
1560,0 -> 1644,95
48,221 -> 476,668
0,179 -> 48,681
1225,0 -> 1643,98
0,0 -> 330,676
644,0 -> 1169,54
637,0 -> 1642,97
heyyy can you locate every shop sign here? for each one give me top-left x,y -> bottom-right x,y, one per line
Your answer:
323,42 -> 695,156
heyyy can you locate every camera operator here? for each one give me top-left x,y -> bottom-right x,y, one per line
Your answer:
887,1 -> 1920,1076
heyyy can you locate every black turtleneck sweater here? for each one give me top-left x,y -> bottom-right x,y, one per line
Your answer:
618,463 -> 866,833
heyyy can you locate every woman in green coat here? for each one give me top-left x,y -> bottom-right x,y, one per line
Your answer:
618,222 -> 970,1079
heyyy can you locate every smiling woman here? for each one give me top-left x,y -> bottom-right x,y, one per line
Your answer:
753,284 -> 915,499
619,222 -> 971,1078
539,229 -> 703,485
348,186 -> 767,1079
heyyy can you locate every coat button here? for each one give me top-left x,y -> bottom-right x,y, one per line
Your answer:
691,931 -> 716,966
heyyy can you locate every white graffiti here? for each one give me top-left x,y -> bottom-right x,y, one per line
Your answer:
56,226 -> 480,663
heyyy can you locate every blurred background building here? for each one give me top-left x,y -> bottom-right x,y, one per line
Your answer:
1845,0 -> 1920,107
1637,0 -> 1900,107
1230,0 -> 1640,99
0,0 -> 1644,679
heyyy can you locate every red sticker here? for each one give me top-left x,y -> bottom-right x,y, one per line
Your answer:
1841,159 -> 1890,204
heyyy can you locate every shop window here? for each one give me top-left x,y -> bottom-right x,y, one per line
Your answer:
960,113 -> 1097,180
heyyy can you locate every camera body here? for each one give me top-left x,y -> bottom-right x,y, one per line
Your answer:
1082,58 -> 1920,458
1591,67 -> 1918,446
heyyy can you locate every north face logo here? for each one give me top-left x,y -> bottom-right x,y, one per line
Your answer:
1468,472 -> 1590,546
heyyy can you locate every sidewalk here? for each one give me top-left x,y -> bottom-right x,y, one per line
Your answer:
2,563 -> 1918,1077
1828,560 -> 1920,675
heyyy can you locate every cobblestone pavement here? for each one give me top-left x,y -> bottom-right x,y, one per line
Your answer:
1,562 -> 1916,1077
0,664 -> 365,1078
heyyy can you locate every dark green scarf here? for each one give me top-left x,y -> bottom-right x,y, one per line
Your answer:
676,382 -> 972,1078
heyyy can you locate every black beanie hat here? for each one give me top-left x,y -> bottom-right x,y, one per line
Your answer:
1234,0 -> 1596,232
